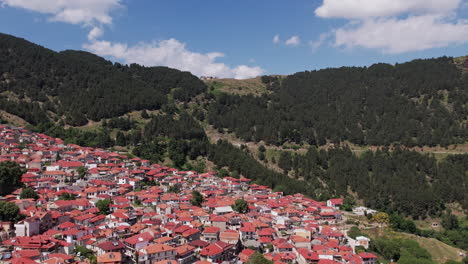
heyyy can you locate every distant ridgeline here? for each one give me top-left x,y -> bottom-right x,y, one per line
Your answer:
208,57 -> 468,147
0,33 -> 206,126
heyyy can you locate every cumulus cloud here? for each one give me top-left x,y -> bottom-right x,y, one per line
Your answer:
1,0 -> 122,40
273,34 -> 280,44
0,0 -> 122,25
84,39 -> 264,79
285,35 -> 300,46
87,26 -> 104,41
313,0 -> 468,53
2,0 -> 263,79
310,33 -> 331,53
315,0 -> 462,19
334,15 -> 468,53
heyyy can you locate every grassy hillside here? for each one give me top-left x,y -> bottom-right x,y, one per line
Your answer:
204,77 -> 270,96
364,228 -> 466,263
454,55 -> 468,72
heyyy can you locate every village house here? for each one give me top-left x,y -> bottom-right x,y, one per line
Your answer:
138,243 -> 176,264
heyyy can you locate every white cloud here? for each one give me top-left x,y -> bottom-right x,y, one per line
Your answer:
334,15 -> 468,53
84,39 -> 264,79
315,0 -> 462,19
0,0 -> 122,25
310,33 -> 331,53
285,35 -> 300,46
87,26 -> 104,41
1,0 -> 263,79
273,34 -> 280,44
314,0 -> 468,54
1,0 -> 122,40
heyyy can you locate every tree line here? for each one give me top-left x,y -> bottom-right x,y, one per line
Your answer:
0,33 -> 206,126
207,57 -> 467,147
275,146 -> 467,216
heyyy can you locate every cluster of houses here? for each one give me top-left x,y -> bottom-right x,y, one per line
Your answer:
0,125 -> 378,264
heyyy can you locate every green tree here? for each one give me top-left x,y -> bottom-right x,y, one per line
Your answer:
390,214 -> 418,234
75,245 -> 97,264
0,161 -> 24,196
190,190 -> 205,207
0,201 -> 25,223
258,152 -> 266,161
58,192 -> 76,200
347,226 -> 364,239
134,197 -> 142,206
278,151 -> 292,172
372,212 -> 390,226
217,168 -> 230,178
96,199 -> 111,215
116,131 -> 127,146
371,237 -> 401,261
19,188 -> 38,199
258,145 -> 266,153
141,110 -> 149,119
232,198 -> 249,214
441,212 -> 459,230
342,196 -> 356,211
77,166 -> 87,180
191,160 -> 206,174
168,185 -> 181,193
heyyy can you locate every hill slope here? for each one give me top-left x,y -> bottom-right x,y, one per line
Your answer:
207,59 -> 468,147
0,33 -> 206,126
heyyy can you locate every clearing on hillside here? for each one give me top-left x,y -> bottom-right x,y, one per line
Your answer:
204,77 -> 270,96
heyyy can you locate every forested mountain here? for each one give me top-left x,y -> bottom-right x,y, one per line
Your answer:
0,33 -> 206,126
208,58 -> 468,147
274,146 -> 468,216
2,32 -> 467,147
0,33 -> 466,220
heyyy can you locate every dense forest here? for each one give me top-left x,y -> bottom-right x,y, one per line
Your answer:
274,147 -> 468,216
0,33 -> 206,126
207,58 -> 468,146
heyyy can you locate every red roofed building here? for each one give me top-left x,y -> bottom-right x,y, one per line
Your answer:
199,241 -> 234,263
124,232 -> 154,251
297,248 -> 320,264
97,252 -> 123,264
96,241 -> 126,256
175,244 -> 196,264
358,252 -> 378,264
326,199 -> 343,209
3,235 -> 66,253
240,223 -> 257,240
8,257 -> 37,264
238,248 -> 256,263
211,216 -> 228,231
317,259 -> 339,264
219,230 -> 239,245
138,243 -> 176,264
202,226 -> 220,243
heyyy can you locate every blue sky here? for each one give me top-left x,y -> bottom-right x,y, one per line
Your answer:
0,0 -> 467,78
